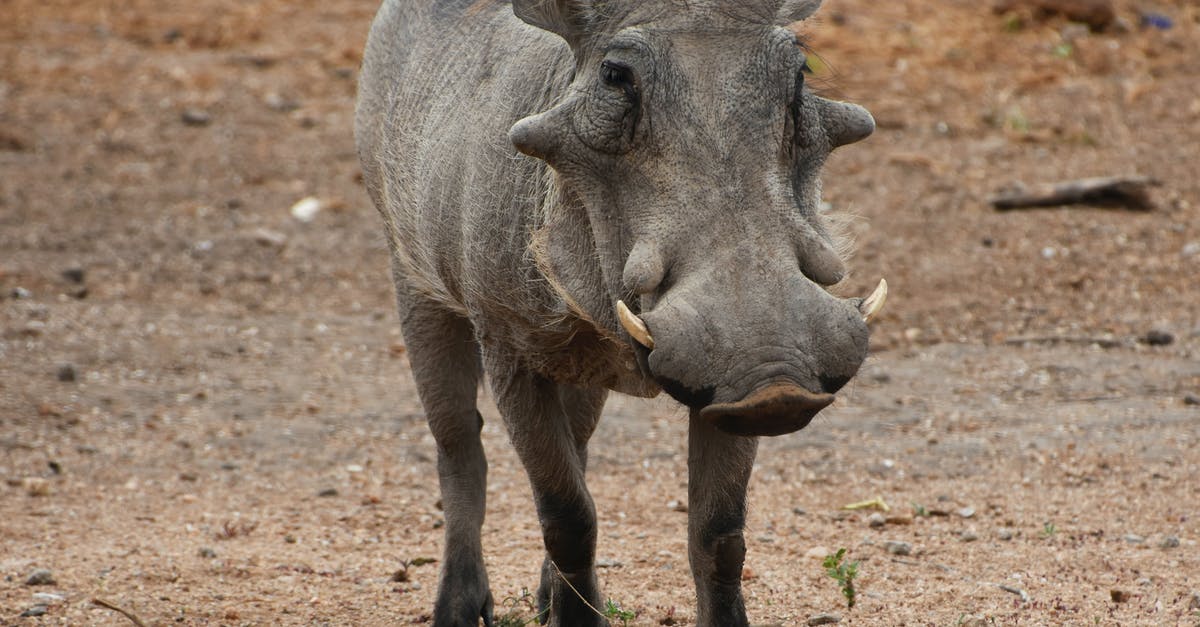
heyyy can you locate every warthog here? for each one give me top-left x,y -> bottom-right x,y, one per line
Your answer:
355,0 -> 886,624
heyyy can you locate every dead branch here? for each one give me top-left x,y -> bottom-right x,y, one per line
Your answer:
991,176 -> 1159,211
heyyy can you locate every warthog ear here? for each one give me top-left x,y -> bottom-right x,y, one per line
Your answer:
777,0 -> 824,22
511,0 -> 589,45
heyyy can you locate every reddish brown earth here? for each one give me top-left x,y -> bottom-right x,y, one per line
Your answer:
2,1 -> 1198,625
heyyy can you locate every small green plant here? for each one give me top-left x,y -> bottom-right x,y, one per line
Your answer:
1052,43 -> 1073,59
911,502 -> 929,517
1041,522 -> 1059,538
602,598 -> 636,626
822,548 -> 860,609
494,588 -> 546,627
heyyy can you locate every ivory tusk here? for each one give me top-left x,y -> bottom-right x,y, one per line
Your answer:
616,300 -> 655,349
860,278 -> 888,323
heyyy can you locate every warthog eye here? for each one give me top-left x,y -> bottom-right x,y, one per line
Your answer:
599,60 -> 637,100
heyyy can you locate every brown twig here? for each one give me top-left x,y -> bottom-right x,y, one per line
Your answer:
92,598 -> 149,627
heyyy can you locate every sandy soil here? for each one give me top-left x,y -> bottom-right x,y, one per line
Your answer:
2,0 -> 1198,625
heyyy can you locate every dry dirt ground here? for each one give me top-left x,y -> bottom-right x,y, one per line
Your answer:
2,1 -> 1199,625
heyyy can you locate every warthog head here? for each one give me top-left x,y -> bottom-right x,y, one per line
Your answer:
511,0 -> 886,436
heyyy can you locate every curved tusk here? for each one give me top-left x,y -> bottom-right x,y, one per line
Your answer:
616,300 -> 655,349
860,278 -> 888,323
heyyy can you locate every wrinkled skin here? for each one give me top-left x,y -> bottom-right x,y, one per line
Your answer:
355,0 -> 877,625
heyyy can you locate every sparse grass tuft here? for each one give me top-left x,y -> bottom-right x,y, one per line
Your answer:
494,588 -> 544,627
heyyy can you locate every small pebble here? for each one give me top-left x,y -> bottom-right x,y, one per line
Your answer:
1159,535 -> 1180,549
56,364 -> 76,382
667,499 -> 688,512
867,513 -> 886,528
1184,394 -> 1200,406
957,507 -> 976,519
884,541 -> 912,556
1140,330 -> 1174,346
1123,534 -> 1145,544
198,547 -> 217,558
12,286 -> 32,299
20,605 -> 48,617
792,507 -> 808,516
23,477 -> 51,497
807,613 -> 841,626
25,569 -> 55,586
596,558 -> 622,568
61,267 -> 85,283
181,108 -> 212,126
317,488 -> 338,497
997,528 -> 1015,541
960,528 -> 980,542
1110,588 -> 1130,603
31,592 -> 64,604
804,546 -> 831,559
290,197 -> 323,223
284,534 -> 297,544
1188,592 -> 1200,611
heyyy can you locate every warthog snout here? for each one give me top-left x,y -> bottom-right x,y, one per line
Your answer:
617,277 -> 887,437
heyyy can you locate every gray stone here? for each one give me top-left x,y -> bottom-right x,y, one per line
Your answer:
806,613 -> 842,626
25,569 -> 55,586
884,541 -> 913,556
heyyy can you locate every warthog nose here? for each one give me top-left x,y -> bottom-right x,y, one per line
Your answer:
698,383 -> 835,437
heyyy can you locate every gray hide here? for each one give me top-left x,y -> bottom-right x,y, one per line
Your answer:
355,0 -> 879,625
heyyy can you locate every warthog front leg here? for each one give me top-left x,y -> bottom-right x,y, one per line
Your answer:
687,410 -> 759,627
488,362 -> 607,627
398,293 -> 492,627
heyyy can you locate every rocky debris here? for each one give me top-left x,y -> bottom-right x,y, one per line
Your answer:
317,488 -> 338,497
1188,592 -> 1200,611
1158,535 -> 1180,549
1123,533 -> 1145,544
1183,394 -> 1200,406
867,513 -> 886,528
992,0 -> 1116,30
997,528 -> 1015,541
666,499 -> 688,512
960,528 -> 980,542
957,507 -> 976,519
884,541 -> 913,556
25,569 -> 56,586
1110,588 -> 1130,603
198,547 -> 217,558
806,613 -> 841,626
20,605 -> 48,617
